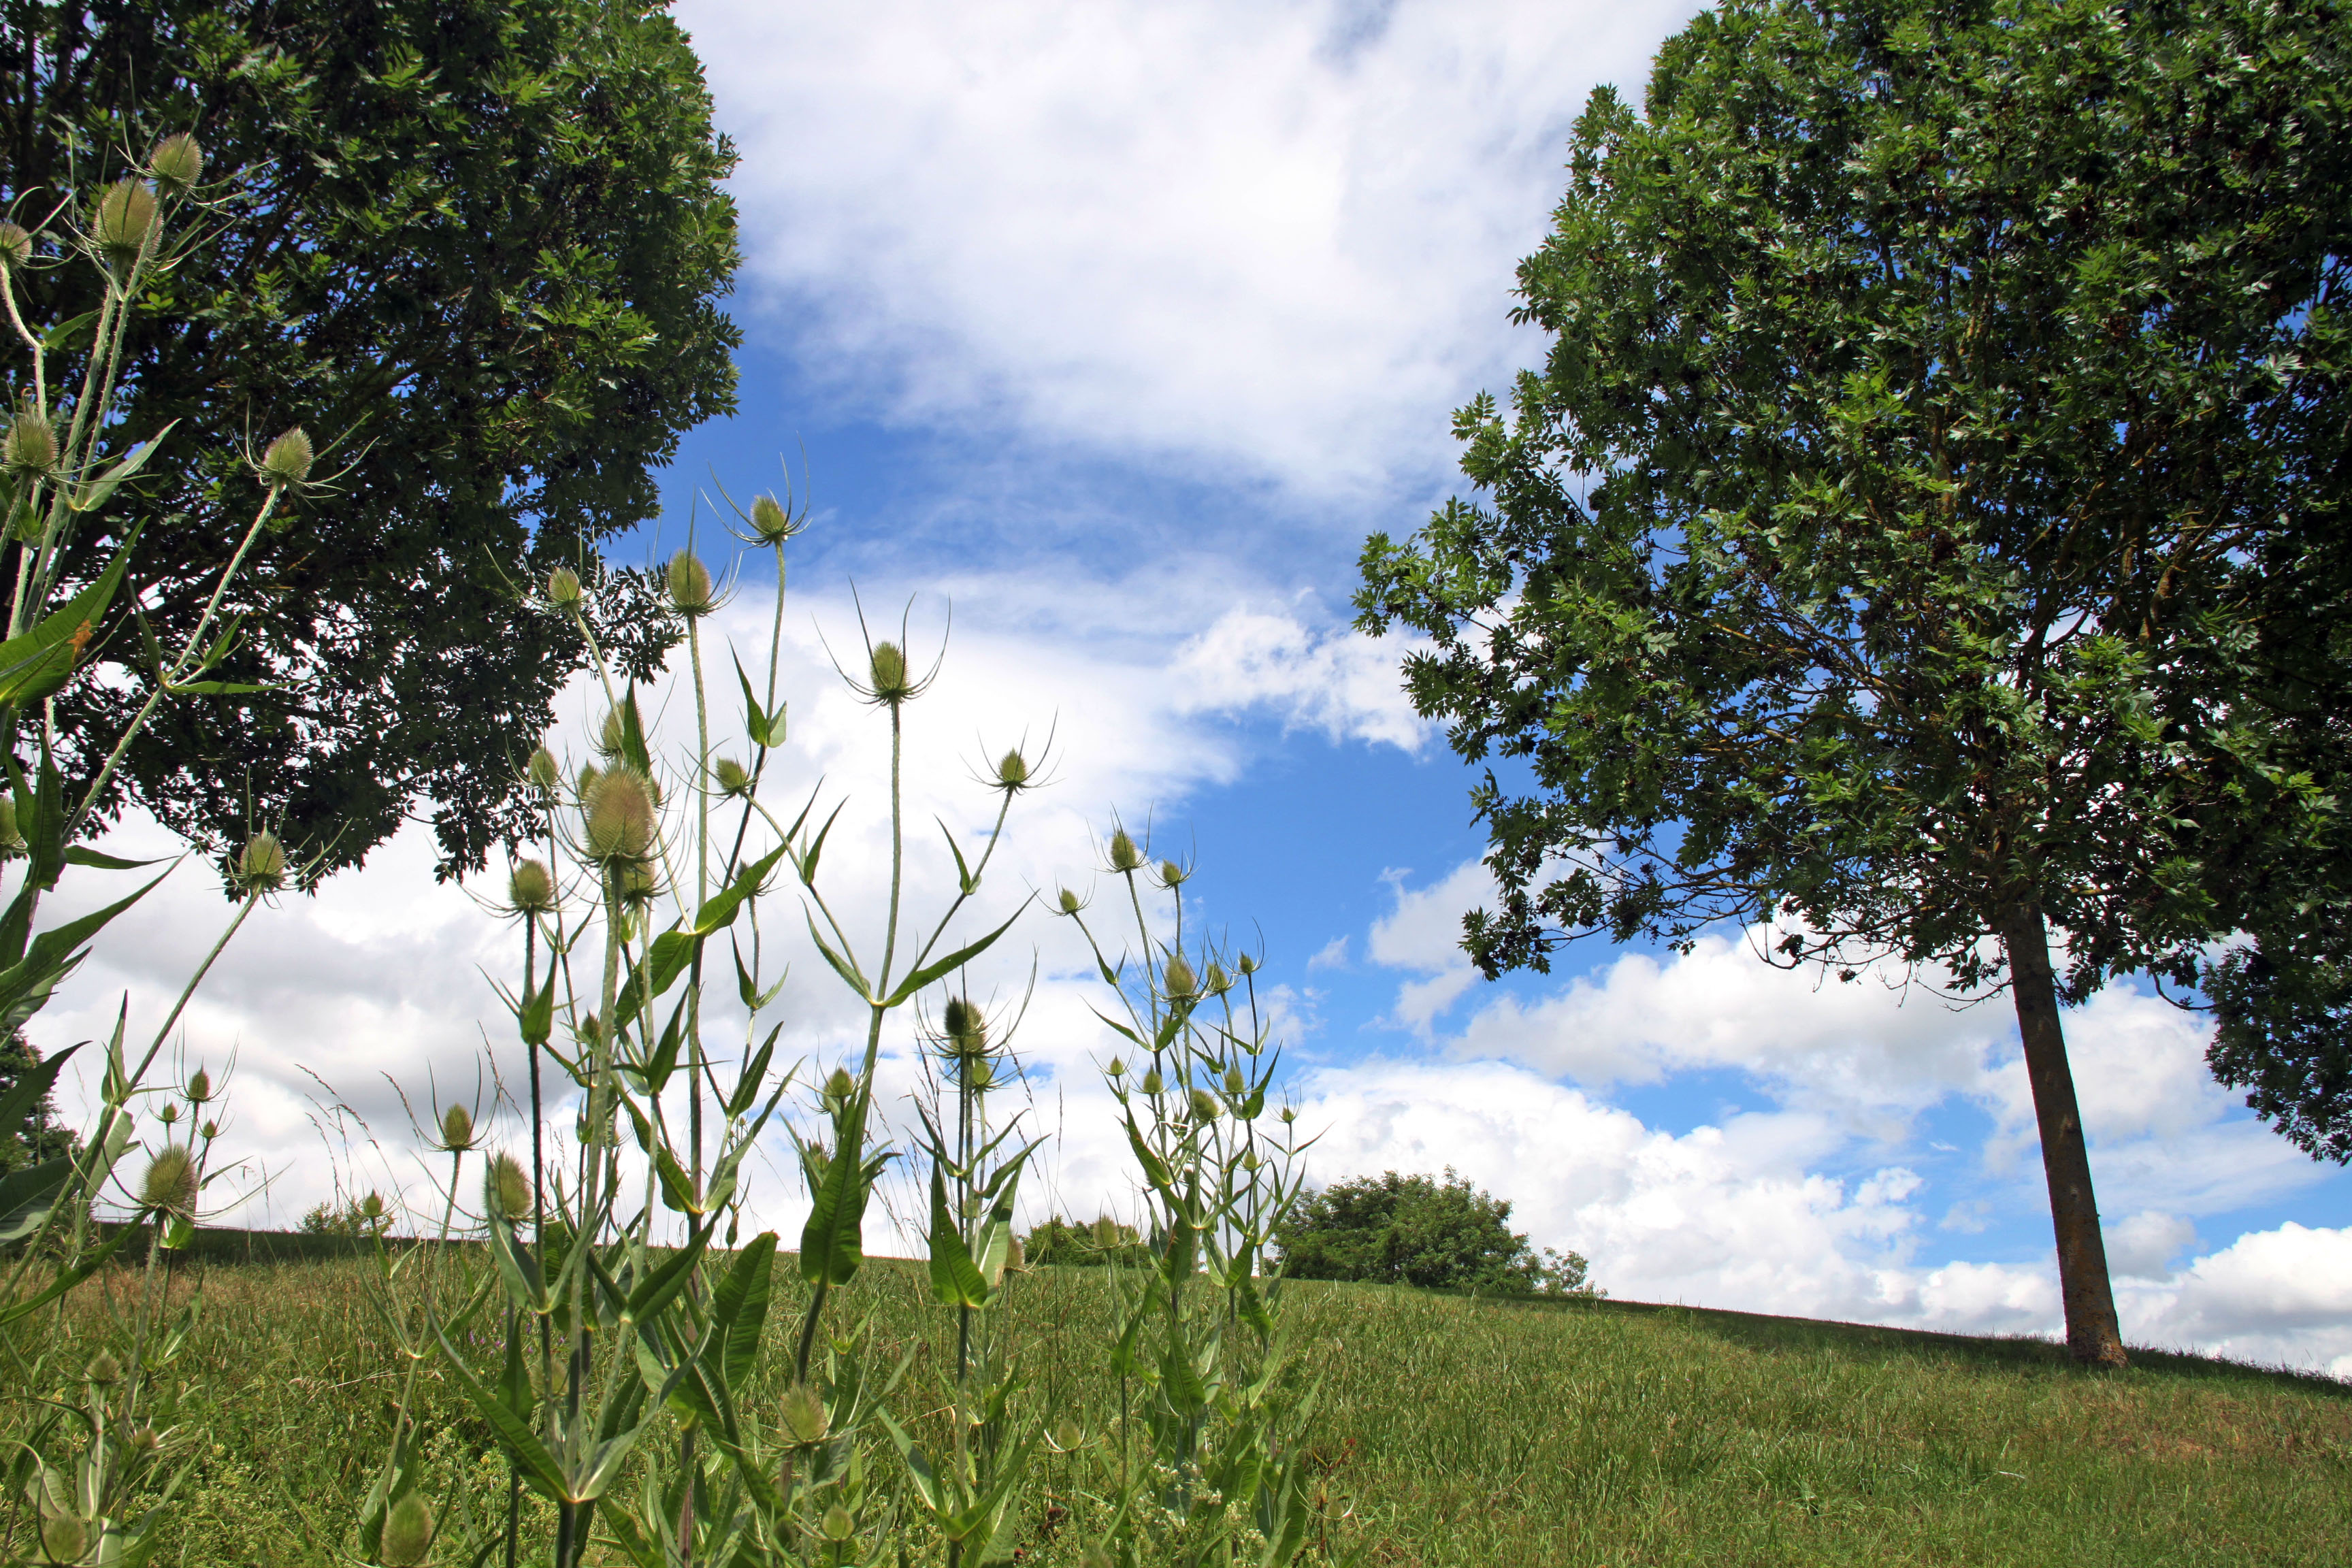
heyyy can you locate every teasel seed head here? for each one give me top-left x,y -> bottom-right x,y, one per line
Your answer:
39,1514 -> 88,1565
380,1492 -> 434,1567
0,798 -> 19,860
750,493 -> 793,542
200,1120 -> 218,1141
575,762 -> 601,798
823,1066 -> 856,1104
125,1424 -> 161,1458
1141,1068 -> 1164,1096
526,746 -> 561,791
617,858 -> 661,909
941,996 -> 986,1059
1189,1088 -> 1220,1122
91,179 -> 158,268
1161,953 -> 1198,1002
358,1190 -> 387,1224
149,132 -> 205,192
84,1350 -> 122,1386
866,641 -> 911,703
1235,951 -> 1258,977
1107,829 -> 1142,873
439,1102 -> 476,1151
820,1505 -> 855,1543
1223,1065 -> 1245,1094
257,427 -> 312,489
666,549 -> 714,616
186,1067 -> 212,1104
3,407 -> 58,476
995,747 -> 1030,791
237,830 -> 287,894
1280,1105 -> 1297,1124
140,1143 -> 198,1215
159,1102 -> 180,1126
1056,886 -> 1082,915
508,858 -> 555,914
486,1152 -> 531,1220
1205,962 -> 1232,996
1105,1056 -> 1126,1079
1006,1232 -> 1026,1271
779,1382 -> 830,1446
546,565 -> 582,608
0,221 -> 30,267
1158,859 -> 1187,887
581,767 -> 657,862
595,706 -> 628,760
713,756 -> 751,797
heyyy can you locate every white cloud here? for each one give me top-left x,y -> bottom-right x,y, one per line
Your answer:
680,0 -> 1703,502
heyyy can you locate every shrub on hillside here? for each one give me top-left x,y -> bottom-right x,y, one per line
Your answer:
1026,1212 -> 1152,1267
1275,1169 -> 1594,1296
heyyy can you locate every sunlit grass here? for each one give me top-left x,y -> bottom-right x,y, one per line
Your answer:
18,1252 -> 2349,1566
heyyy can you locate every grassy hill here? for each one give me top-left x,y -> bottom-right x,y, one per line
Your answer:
20,1251 -> 2350,1565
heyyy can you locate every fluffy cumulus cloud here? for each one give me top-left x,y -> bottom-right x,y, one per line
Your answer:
678,0 -> 1703,501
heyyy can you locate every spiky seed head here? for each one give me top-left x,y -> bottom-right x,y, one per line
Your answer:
1279,1105 -> 1296,1124
439,1102 -> 476,1151
750,493 -> 792,541
824,1066 -> 855,1102
39,1514 -> 87,1565
1105,1056 -> 1126,1079
1162,954 -> 1198,1001
1189,1088 -> 1220,1122
546,566 -> 581,608
575,762 -> 602,798
0,222 -> 29,267
941,997 -> 985,1057
1159,860 -> 1186,887
779,1382 -> 830,1445
1108,829 -> 1142,872
91,179 -> 158,267
4,408 -> 58,477
526,747 -> 561,791
666,549 -> 714,615
149,133 -> 205,191
1205,962 -> 1231,996
200,1120 -> 218,1140
0,795 -> 20,858
820,1505 -> 855,1543
84,1350 -> 122,1385
1140,1068 -> 1164,1096
1235,951 -> 1258,977
1006,1232 -> 1026,1271
508,858 -> 555,913
867,641 -> 911,702
1056,886 -> 1081,915
358,1190 -> 386,1220
486,1152 -> 530,1219
1080,1549 -> 1115,1568
1092,1214 -> 1118,1245
581,768 -> 656,862
140,1143 -> 198,1215
1224,1066 -> 1245,1095
380,1492 -> 434,1566
996,748 -> 1029,790
595,707 -> 628,760
159,1102 -> 180,1126
713,756 -> 751,796
576,1013 -> 601,1046
257,427 -> 312,489
186,1068 -> 212,1104
237,830 -> 287,894
1054,1418 -> 1083,1452
1241,1147 -> 1261,1171
617,859 -> 660,907
125,1424 -> 161,1456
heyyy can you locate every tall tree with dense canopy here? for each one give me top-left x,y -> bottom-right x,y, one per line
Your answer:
1,0 -> 733,878
1357,0 -> 2352,1365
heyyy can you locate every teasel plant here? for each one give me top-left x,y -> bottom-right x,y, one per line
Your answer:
1056,833 -> 1324,1567
0,133 -> 355,1568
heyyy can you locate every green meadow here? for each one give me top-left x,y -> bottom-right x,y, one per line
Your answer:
20,1251 -> 2348,1567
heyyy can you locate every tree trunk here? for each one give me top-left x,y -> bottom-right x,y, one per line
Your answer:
1998,898 -> 2128,1369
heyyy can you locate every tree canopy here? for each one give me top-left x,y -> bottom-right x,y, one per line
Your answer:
1275,1170 -> 1590,1297
1,0 -> 732,878
1357,0 -> 2352,1365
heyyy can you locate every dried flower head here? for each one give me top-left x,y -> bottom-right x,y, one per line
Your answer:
1141,1068 -> 1165,1096
866,641 -> 911,704
186,1067 -> 212,1105
236,830 -> 287,894
257,427 -> 313,489
666,549 -> 715,616
91,180 -> 158,268
1107,829 -> 1143,873
139,1143 -> 198,1215
149,132 -> 205,191
1158,860 -> 1187,887
581,768 -> 656,862
823,1066 -> 856,1103
84,1350 -> 122,1386
4,407 -> 58,476
546,566 -> 582,608
941,997 -> 986,1060
439,1102 -> 476,1152
0,221 -> 30,267
713,756 -> 751,797
486,1152 -> 531,1220
995,748 -> 1030,791
380,1492 -> 434,1567
1189,1087 -> 1220,1122
779,1382 -> 830,1446
508,859 -> 556,914
1056,886 -> 1083,915
750,493 -> 794,542
527,746 -> 561,791
1162,953 -> 1198,1002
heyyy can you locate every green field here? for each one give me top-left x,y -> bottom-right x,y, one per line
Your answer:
12,1251 -> 2351,1567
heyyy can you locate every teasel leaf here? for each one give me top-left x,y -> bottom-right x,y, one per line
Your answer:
0,872 -> 167,1031
0,1155 -> 69,1243
623,1217 -> 713,1325
706,1230 -> 777,1396
39,310 -> 97,353
485,1208 -> 549,1313
653,1145 -> 697,1214
62,846 -> 169,870
0,526 -> 139,706
694,843 -> 788,936
68,425 -> 175,514
0,1223 -> 137,1326
926,1162 -> 991,1309
0,1038 -> 75,1139
794,799 -> 847,885
518,977 -> 555,1047
882,904 -> 1027,1009
798,1090 -> 872,1287
805,911 -> 870,1001
937,817 -> 977,896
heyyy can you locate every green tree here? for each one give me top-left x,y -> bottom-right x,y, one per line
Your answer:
1356,0 -> 2352,1365
1,0 -> 734,878
1275,1169 -> 1590,1297
0,1031 -> 78,1177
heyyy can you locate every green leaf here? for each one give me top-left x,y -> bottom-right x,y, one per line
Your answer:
518,979 -> 554,1047
798,1095 -> 872,1288
0,1039 -> 76,1137
485,1215 -> 549,1314
796,800 -> 847,886
0,530 -> 139,707
0,1155 -> 71,1243
707,1231 -> 777,1395
71,425 -> 176,514
0,872 -> 168,1034
926,1162 -> 992,1309
39,310 -> 97,352
62,847 -> 171,871
693,843 -> 787,936
622,1221 -> 711,1324
805,910 -> 870,1001
882,904 -> 1027,1009
0,1224 -> 136,1326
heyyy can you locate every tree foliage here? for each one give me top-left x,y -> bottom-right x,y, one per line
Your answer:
0,1032 -> 77,1177
1356,0 -> 2352,1362
1,0 -> 734,878
1275,1170 -> 1590,1297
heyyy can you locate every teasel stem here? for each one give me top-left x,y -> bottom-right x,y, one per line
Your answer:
558,860 -> 626,1568
689,606 -> 709,1194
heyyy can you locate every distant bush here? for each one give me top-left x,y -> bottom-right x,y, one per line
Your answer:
1275,1169 -> 1594,1296
1026,1212 -> 1152,1268
296,1192 -> 395,1241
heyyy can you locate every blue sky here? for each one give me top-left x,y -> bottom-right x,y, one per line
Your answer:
44,0 -> 2352,1372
